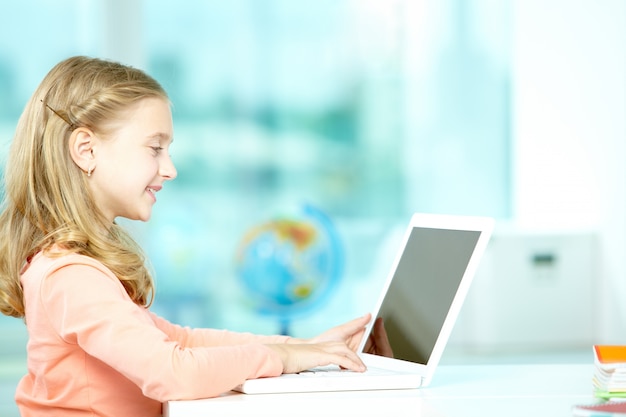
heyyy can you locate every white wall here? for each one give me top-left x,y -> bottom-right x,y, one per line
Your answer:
513,0 -> 626,341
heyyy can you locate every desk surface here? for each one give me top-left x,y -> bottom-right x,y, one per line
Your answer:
164,363 -> 596,417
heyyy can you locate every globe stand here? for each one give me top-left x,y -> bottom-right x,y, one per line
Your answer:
279,318 -> 291,336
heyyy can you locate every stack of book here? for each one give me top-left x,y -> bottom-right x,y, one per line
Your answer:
593,345 -> 626,399
573,400 -> 626,416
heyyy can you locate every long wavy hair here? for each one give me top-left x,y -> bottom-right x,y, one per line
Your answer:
0,56 -> 168,318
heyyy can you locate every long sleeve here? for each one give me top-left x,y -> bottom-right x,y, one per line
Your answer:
149,312 -> 291,349
18,252 -> 285,417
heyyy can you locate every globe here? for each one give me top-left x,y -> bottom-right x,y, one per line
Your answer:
235,204 -> 343,335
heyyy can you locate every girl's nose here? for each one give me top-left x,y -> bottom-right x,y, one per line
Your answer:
160,155 -> 177,180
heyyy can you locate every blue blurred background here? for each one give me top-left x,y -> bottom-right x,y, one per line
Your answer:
0,0 -> 624,415
0,0 -> 511,332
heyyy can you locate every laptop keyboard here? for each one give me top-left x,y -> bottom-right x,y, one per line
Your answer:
298,365 -> 391,377
298,367 -> 350,376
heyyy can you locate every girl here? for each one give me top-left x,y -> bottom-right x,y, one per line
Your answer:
0,56 -> 385,416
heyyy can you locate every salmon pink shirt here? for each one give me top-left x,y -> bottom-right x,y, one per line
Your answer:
16,252 -> 287,416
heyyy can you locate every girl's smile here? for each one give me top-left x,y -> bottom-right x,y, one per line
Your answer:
146,185 -> 162,202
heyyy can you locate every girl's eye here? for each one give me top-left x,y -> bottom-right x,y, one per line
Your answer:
151,146 -> 163,155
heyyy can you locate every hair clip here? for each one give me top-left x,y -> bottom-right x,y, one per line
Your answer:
41,99 -> 76,130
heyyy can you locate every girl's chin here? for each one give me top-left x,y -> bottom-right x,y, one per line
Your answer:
138,212 -> 153,222
117,210 -> 153,223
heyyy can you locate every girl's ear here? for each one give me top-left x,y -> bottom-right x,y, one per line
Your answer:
68,128 -> 96,175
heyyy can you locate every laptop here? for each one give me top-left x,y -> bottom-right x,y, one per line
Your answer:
235,212 -> 494,394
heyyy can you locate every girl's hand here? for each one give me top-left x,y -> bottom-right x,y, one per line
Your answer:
306,313 -> 372,351
265,314 -> 372,374
265,342 -> 366,374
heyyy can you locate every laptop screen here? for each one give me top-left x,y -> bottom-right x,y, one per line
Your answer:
373,226 -> 482,365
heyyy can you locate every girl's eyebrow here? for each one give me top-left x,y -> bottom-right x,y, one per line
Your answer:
149,132 -> 173,143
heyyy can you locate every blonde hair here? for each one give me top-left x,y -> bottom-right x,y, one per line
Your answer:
0,56 -> 168,318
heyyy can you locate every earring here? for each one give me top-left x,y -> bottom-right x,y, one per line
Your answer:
87,150 -> 94,177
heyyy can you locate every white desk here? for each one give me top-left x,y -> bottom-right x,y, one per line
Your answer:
163,364 -> 595,417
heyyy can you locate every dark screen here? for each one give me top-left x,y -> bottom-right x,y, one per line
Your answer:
373,227 -> 481,364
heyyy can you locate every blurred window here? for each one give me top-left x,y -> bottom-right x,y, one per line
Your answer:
0,0 -> 511,334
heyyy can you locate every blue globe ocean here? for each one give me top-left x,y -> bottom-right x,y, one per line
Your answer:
235,205 -> 343,334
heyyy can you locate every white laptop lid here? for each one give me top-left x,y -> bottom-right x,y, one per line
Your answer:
358,212 -> 494,387
236,212 -> 493,393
